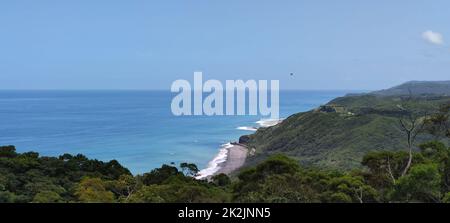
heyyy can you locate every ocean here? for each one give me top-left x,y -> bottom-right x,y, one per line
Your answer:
0,90 -> 352,174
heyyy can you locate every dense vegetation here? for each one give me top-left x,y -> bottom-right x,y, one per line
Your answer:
1,81 -> 449,203
0,147 -> 131,203
1,139 -> 450,203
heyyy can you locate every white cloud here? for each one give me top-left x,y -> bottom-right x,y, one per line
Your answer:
422,30 -> 444,45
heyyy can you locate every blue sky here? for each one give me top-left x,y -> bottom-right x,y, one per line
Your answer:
0,0 -> 449,90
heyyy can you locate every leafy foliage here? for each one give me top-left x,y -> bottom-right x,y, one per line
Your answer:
0,145 -> 130,203
1,142 -> 450,203
389,164 -> 441,202
0,146 -> 229,203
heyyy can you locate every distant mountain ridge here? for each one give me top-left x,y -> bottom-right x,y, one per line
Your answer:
370,80 -> 450,96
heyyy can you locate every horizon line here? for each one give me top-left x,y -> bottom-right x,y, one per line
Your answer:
0,88 -> 371,92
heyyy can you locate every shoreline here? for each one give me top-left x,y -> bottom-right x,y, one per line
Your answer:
214,142 -> 248,176
196,119 -> 283,180
195,142 -> 249,180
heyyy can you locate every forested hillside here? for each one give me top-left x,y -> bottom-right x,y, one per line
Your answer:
242,82 -> 450,170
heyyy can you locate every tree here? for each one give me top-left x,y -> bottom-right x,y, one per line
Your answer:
390,163 -> 441,202
211,174 -> 231,187
419,141 -> 450,192
324,175 -> 378,203
126,185 -> 167,203
180,163 -> 199,177
32,191 -> 63,203
259,174 -> 320,203
0,191 -> 16,203
362,151 -> 408,186
425,103 -> 450,139
110,174 -> 139,202
419,141 -> 448,161
443,192 -> 450,203
361,151 -> 426,187
396,94 -> 427,177
233,155 -> 302,202
128,180 -> 230,203
141,164 -> 180,185
0,145 -> 17,158
74,178 -> 115,203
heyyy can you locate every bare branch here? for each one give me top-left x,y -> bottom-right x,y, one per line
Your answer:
386,156 -> 396,184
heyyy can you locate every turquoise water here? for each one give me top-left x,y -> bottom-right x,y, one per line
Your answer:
0,90 -> 351,174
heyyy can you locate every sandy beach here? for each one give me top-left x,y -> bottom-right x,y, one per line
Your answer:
195,142 -> 249,179
214,143 -> 248,175
196,119 -> 284,180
